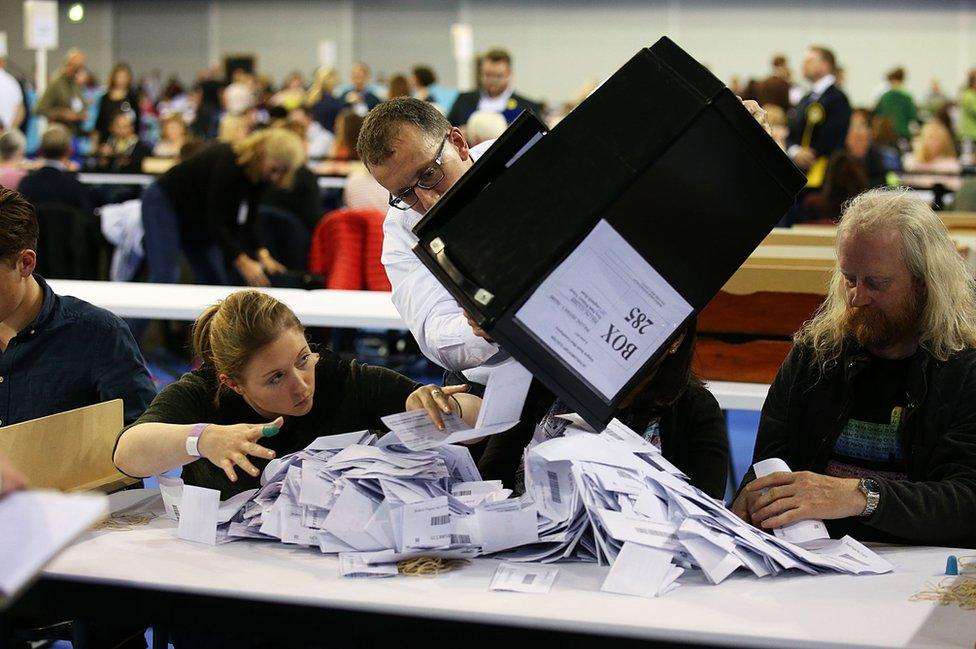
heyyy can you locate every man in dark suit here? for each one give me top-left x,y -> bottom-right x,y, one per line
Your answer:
18,124 -> 91,214
787,46 -> 852,189
339,63 -> 381,116
447,48 -> 541,127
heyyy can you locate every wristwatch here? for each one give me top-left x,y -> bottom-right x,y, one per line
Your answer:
858,478 -> 881,517
185,423 -> 210,457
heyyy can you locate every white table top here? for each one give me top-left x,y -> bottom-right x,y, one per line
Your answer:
705,381 -> 769,412
43,512 -> 972,648
76,172 -> 347,189
46,279 -> 405,329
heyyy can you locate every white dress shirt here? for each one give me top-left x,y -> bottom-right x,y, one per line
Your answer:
809,74 -> 837,102
477,87 -> 514,114
381,139 -> 505,384
0,68 -> 24,131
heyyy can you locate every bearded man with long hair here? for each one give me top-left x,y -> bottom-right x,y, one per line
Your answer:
733,188 -> 976,548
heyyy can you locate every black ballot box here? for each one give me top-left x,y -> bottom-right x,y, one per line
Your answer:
413,36 -> 806,429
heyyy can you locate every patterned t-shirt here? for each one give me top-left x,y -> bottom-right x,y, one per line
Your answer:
825,354 -> 911,481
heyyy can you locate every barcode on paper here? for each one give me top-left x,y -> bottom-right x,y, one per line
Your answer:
172,504 -> 181,519
451,534 -> 472,545
454,490 -> 472,496
547,471 -> 562,504
636,527 -> 669,538
430,515 -> 450,526
522,574 -> 536,585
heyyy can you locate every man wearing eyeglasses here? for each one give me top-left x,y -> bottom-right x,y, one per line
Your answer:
358,97 -> 502,391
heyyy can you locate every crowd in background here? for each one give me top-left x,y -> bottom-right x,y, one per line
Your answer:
732,50 -> 976,219
1,44 -> 976,301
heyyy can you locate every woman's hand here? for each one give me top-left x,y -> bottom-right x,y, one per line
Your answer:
739,98 -> 772,136
234,254 -> 271,287
405,384 -> 470,430
196,417 -> 282,482
256,248 -> 287,275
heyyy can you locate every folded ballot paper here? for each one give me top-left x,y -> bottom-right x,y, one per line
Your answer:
503,418 -> 893,597
380,360 -> 533,451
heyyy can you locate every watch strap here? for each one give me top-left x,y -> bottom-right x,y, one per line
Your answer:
858,478 -> 881,517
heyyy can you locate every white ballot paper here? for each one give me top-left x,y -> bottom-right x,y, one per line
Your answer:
752,458 -> 830,544
601,542 -> 682,598
476,497 -> 539,554
381,360 -> 532,451
338,553 -> 398,578
157,475 -> 184,520
514,219 -> 693,401
0,490 -> 109,604
490,562 -> 559,593
177,485 -> 221,545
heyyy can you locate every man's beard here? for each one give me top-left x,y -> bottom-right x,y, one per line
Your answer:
844,289 -> 924,351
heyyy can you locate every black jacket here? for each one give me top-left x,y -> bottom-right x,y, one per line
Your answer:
788,84 -> 851,159
447,90 -> 541,127
155,143 -> 265,259
744,342 -> 976,548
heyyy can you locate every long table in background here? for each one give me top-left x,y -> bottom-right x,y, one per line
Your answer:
77,172 -> 348,190
47,279 -> 772,412
46,279 -> 405,329
33,506 -> 972,649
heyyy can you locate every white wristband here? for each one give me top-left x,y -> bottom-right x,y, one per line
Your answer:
186,423 -> 209,457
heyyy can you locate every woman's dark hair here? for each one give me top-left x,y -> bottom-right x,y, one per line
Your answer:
109,62 -> 133,91
412,66 -> 436,88
820,150 -> 869,221
627,317 -> 703,420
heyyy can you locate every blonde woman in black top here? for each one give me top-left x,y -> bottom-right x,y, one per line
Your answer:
114,290 -> 478,498
142,128 -> 303,288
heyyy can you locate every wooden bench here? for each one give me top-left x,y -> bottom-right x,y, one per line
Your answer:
695,265 -> 830,384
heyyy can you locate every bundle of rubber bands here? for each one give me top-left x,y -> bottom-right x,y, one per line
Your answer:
93,512 -> 157,531
911,577 -> 976,610
397,557 -> 470,576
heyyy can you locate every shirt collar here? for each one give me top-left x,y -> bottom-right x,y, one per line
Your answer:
480,86 -> 513,102
810,74 -> 836,99
24,274 -> 57,335
42,160 -> 67,171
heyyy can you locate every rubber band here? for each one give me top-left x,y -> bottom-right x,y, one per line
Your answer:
911,577 -> 976,609
397,557 -> 469,576
93,512 -> 158,531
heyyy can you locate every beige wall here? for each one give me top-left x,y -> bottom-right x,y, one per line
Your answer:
1,0 -> 973,107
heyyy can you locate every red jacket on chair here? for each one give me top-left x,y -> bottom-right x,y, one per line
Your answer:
308,208 -> 390,291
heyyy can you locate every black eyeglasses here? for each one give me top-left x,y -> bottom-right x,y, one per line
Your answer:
388,134 -> 449,211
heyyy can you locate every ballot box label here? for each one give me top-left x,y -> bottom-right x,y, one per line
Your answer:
514,219 -> 692,402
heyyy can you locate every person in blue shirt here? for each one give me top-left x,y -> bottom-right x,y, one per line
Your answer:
0,188 -> 156,426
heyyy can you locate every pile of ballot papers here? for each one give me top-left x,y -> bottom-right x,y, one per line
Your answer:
171,394 -> 892,592
207,428 -> 542,575
499,416 -> 893,597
